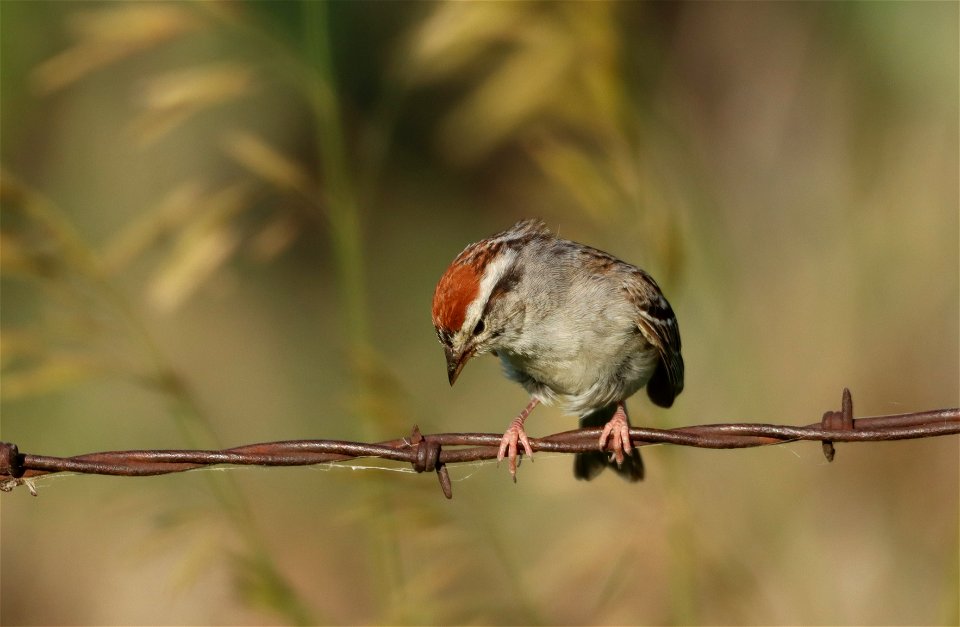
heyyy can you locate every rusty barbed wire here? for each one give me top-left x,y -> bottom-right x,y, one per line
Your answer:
1,389 -> 957,498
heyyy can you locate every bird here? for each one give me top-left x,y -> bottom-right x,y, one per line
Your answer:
432,219 -> 683,481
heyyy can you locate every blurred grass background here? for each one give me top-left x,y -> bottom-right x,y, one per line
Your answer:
1,1 -> 957,625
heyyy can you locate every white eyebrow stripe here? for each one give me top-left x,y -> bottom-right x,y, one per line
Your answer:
460,248 -> 517,334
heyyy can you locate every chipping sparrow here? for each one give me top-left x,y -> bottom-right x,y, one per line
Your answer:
432,219 -> 684,481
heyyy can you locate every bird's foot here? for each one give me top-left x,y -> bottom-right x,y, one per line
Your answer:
598,403 -> 633,467
497,399 -> 539,482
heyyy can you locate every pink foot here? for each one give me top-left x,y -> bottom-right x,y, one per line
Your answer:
598,403 -> 633,467
497,398 -> 539,481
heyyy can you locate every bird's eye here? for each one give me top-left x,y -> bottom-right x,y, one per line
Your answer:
472,319 -> 485,336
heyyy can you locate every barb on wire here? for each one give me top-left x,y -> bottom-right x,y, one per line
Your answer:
2,389 -> 958,499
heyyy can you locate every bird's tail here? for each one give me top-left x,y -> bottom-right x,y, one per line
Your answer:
573,404 -> 644,482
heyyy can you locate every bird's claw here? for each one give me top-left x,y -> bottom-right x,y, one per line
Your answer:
497,418 -> 534,482
598,411 -> 632,467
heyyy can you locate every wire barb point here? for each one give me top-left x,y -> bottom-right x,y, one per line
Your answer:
821,388 -> 857,462
407,425 -> 452,499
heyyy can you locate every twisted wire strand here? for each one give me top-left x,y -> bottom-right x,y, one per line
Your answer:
2,390 -> 957,498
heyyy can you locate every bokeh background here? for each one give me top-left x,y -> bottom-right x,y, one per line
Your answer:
1,2 -> 957,625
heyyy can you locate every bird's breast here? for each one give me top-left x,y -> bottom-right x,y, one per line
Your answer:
496,326 -> 658,415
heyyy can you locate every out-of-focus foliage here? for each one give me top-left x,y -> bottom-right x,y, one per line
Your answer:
1,2 -> 957,625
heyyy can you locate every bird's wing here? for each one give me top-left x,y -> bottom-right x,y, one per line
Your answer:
627,270 -> 685,404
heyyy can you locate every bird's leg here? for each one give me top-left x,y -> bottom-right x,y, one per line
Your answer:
497,398 -> 539,481
598,402 -> 633,467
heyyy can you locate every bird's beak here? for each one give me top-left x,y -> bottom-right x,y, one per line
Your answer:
445,345 -> 473,386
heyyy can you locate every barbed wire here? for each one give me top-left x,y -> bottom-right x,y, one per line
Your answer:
2,389 -> 957,498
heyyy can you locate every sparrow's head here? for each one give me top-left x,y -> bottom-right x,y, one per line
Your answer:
432,223 -> 542,385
